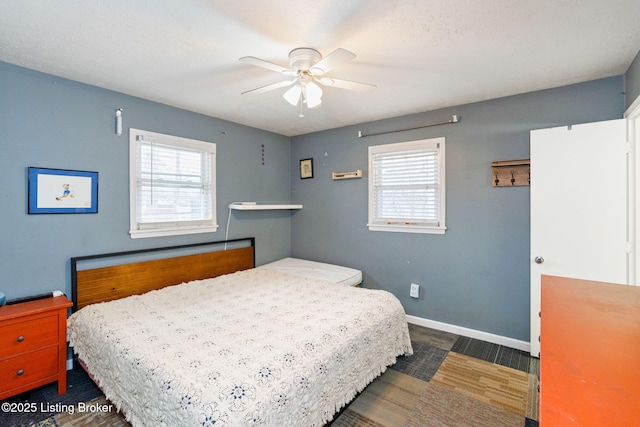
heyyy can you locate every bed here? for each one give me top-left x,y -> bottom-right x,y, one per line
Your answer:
67,238 -> 412,426
258,257 -> 362,287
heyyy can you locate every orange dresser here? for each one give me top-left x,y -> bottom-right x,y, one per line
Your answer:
0,296 -> 72,400
540,275 -> 640,426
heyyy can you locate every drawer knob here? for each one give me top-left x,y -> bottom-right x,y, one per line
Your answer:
17,335 -> 25,343
17,369 -> 24,376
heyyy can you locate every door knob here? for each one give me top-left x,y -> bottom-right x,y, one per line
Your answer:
534,256 -> 544,264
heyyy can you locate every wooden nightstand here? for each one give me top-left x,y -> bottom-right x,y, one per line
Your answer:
0,295 -> 72,400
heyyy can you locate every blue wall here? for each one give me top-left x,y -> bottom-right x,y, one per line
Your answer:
0,58 -> 629,344
289,77 -> 624,342
625,49 -> 640,111
0,62 -> 294,300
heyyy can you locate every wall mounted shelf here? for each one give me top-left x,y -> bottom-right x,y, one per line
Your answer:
229,203 -> 303,210
332,170 -> 363,180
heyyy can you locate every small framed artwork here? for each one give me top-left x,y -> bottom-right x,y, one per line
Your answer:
300,158 -> 314,179
28,167 -> 99,214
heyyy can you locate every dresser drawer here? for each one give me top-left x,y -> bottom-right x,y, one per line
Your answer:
0,314 -> 59,359
0,346 -> 58,394
0,296 -> 72,400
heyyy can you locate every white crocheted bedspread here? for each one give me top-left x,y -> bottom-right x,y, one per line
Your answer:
68,268 -> 412,427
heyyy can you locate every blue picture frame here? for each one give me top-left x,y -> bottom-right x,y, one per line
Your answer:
28,167 -> 98,214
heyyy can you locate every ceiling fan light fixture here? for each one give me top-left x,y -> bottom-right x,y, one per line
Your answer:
241,47 -> 373,113
283,85 -> 302,106
305,82 -> 322,108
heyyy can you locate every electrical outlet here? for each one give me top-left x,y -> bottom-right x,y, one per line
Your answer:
410,283 -> 420,298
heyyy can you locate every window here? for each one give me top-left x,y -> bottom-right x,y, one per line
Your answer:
368,137 -> 446,234
129,128 -> 217,239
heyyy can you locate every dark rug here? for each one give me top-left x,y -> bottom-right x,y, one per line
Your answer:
451,336 -> 534,373
391,341 -> 449,381
0,369 -> 102,427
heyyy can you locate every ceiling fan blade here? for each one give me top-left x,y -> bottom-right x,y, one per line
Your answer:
242,79 -> 295,95
309,48 -> 355,75
239,56 -> 296,76
318,77 -> 376,93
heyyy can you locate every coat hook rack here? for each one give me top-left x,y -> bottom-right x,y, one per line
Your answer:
491,159 -> 530,187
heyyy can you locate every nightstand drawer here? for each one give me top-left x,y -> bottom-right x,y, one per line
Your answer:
0,346 -> 58,394
0,314 -> 59,359
0,296 -> 72,400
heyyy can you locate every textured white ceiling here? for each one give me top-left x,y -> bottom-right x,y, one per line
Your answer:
1,0 -> 639,136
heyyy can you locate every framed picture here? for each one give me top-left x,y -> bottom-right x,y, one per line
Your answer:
28,167 -> 98,214
300,158 -> 314,179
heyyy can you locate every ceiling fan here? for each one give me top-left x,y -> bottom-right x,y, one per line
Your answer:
239,48 -> 376,113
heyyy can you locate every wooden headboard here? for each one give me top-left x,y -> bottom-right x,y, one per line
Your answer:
70,237 -> 255,312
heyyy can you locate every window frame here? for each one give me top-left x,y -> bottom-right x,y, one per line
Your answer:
129,128 -> 217,239
367,137 -> 446,235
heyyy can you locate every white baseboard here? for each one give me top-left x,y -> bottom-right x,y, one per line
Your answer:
67,358 -> 74,371
406,314 -> 531,353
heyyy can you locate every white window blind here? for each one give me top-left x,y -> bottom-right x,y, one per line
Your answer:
368,138 -> 446,234
129,129 -> 217,238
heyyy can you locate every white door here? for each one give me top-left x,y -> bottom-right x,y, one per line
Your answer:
530,119 -> 629,356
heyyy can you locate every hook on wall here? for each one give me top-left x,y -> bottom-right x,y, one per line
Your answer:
491,159 -> 530,187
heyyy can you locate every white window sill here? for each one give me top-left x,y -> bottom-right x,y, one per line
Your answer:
129,225 -> 219,239
367,223 -> 447,235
